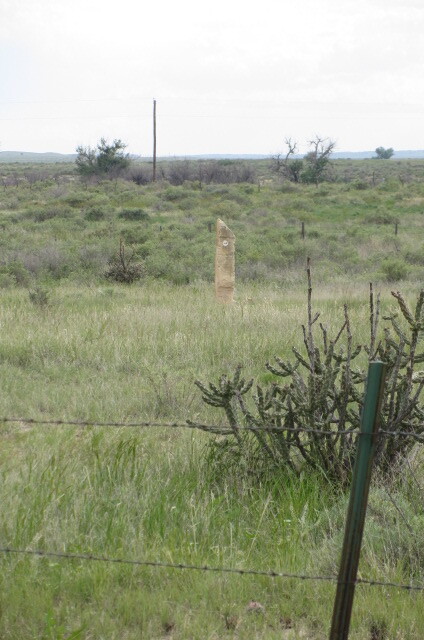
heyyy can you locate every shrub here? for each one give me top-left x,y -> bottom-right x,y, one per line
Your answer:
64,192 -> 90,208
32,206 -> 73,222
352,179 -> 369,190
381,258 -> 409,282
85,206 -> 106,221
161,187 -> 190,202
28,286 -> 50,308
364,212 -> 395,225
118,208 -> 149,221
76,138 -> 130,179
191,265 -> 424,483
0,261 -> 32,287
32,209 -> 58,222
126,167 -> 151,185
78,246 -> 109,271
280,182 -> 299,193
39,246 -> 72,280
405,247 -> 424,266
120,229 -> 149,244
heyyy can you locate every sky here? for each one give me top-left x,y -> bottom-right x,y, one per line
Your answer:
1,0 -> 424,156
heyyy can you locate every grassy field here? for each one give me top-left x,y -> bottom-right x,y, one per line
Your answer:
1,158 -> 424,289
0,282 -> 423,639
0,159 -> 423,638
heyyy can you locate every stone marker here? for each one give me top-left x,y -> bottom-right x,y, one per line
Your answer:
215,218 -> 235,303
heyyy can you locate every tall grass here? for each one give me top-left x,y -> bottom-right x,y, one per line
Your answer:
0,282 -> 423,638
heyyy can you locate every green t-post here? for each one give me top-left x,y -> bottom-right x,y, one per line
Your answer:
329,361 -> 387,640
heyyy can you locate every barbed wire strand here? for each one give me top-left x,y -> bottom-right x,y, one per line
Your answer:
1,547 -> 423,592
1,416 -> 424,441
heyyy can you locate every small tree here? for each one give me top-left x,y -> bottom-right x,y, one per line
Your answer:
75,138 -> 130,179
375,146 -> 394,160
271,138 -> 304,183
301,136 -> 335,185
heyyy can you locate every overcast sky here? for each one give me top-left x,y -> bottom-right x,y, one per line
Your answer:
1,0 -> 423,155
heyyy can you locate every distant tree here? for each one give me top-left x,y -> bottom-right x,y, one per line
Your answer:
301,136 -> 336,185
75,138 -> 130,179
271,137 -> 304,183
375,146 -> 394,160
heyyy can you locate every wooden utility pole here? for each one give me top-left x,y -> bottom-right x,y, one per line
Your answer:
153,99 -> 157,182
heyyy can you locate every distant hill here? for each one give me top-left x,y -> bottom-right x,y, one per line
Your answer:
0,151 -> 77,163
0,151 -> 270,164
2,150 -> 424,163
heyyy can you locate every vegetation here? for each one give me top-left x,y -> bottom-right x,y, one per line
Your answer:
375,146 -> 395,160
271,135 -> 335,184
0,157 -> 423,637
301,136 -> 336,184
75,138 -> 130,179
193,272 -> 424,483
105,238 -> 144,283
0,285 -> 423,638
1,156 -> 424,289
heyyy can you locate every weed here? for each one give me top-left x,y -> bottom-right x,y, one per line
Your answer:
28,285 -> 50,307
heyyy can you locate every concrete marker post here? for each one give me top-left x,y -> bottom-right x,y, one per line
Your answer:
215,219 -> 235,303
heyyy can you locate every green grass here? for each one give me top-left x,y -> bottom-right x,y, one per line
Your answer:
0,282 -> 423,638
1,158 -> 424,636
2,159 -> 424,289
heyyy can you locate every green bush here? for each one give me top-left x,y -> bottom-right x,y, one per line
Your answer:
120,229 -> 149,244
381,258 -> 409,282
118,208 -> 149,221
85,206 -> 106,221
32,206 -> 73,222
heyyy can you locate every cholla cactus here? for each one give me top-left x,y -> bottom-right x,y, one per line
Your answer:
105,239 -> 143,284
193,365 -> 253,443
193,264 -> 424,483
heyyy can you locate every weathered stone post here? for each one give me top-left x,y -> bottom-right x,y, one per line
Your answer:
215,218 -> 235,303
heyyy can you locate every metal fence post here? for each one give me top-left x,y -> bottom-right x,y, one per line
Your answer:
329,361 -> 387,640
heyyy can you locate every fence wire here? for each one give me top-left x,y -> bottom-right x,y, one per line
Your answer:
1,415 -> 424,597
1,547 -> 423,592
1,416 -> 424,442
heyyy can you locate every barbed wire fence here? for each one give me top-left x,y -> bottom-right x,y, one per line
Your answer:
1,415 -> 424,441
1,547 -> 424,593
0,413 -> 424,599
